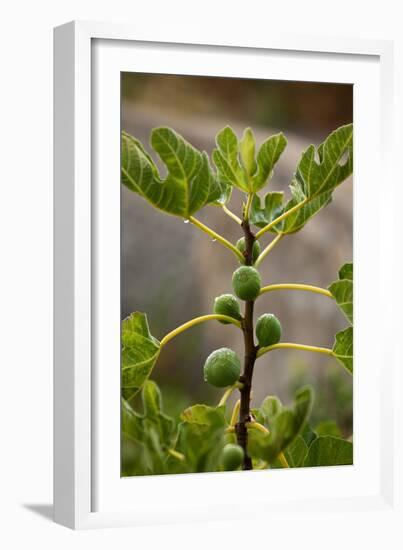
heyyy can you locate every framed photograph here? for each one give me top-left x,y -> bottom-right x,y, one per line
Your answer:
54,21 -> 398,530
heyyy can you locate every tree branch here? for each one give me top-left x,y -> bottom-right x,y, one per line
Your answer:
235,216 -> 257,470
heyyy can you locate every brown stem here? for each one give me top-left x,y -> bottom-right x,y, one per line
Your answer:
236,219 -> 257,470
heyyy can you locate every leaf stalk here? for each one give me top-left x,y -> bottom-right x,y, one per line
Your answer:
254,233 -> 284,267
222,204 -> 242,225
257,342 -> 333,359
189,216 -> 244,261
255,198 -> 308,239
259,283 -> 333,299
160,314 -> 241,348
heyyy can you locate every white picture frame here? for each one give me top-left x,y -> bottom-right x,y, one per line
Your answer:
54,21 -> 400,531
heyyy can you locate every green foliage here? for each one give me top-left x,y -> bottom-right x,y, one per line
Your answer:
328,262 -> 353,324
212,126 -> 287,193
339,262 -> 353,281
249,192 -> 284,228
250,124 -> 353,234
315,420 -> 342,438
249,386 -> 314,463
121,381 -> 175,476
203,348 -> 241,387
213,294 -> 242,324
232,265 -> 262,301
283,436 -> 309,467
303,436 -> 353,467
121,312 -> 160,400
255,313 -> 282,347
121,129 -> 228,219
330,261 -> 353,373
121,123 -> 353,475
333,327 -> 353,374
176,404 -> 227,472
236,237 -> 261,265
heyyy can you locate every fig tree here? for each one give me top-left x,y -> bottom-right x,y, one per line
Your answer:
213,294 -> 242,324
203,348 -> 241,387
256,313 -> 282,347
232,266 -> 262,301
236,237 -> 261,264
221,443 -> 244,471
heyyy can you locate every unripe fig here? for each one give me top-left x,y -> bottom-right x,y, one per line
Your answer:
213,294 -> 242,324
236,237 -> 261,265
232,266 -> 262,301
221,443 -> 244,471
256,313 -> 282,347
203,348 -> 241,388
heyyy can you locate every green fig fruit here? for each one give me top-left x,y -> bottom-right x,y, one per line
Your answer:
256,313 -> 282,347
236,237 -> 261,265
203,348 -> 241,388
213,294 -> 242,324
221,443 -> 244,471
232,266 -> 262,301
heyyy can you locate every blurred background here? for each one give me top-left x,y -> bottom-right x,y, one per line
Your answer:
121,73 -> 353,437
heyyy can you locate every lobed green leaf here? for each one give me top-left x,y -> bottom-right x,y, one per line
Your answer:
283,436 -> 309,467
328,278 -> 353,324
213,126 -> 249,192
328,262 -> 353,324
314,420 -> 342,438
249,192 -> 284,228
253,133 -> 287,192
296,124 -> 353,198
176,404 -> 227,472
339,262 -> 353,281
121,382 -> 176,476
249,386 -> 314,464
250,124 -> 353,234
121,129 -> 225,218
333,326 -> 353,374
121,312 -> 160,400
303,436 -> 353,467
213,126 -> 287,193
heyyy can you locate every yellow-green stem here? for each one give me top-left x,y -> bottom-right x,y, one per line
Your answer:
257,342 -> 333,359
189,216 -> 244,261
160,314 -> 242,348
168,449 -> 185,461
259,283 -> 333,299
254,234 -> 284,267
243,193 -> 254,222
230,399 -> 241,427
222,204 -> 242,225
218,383 -> 243,407
255,198 -> 308,239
